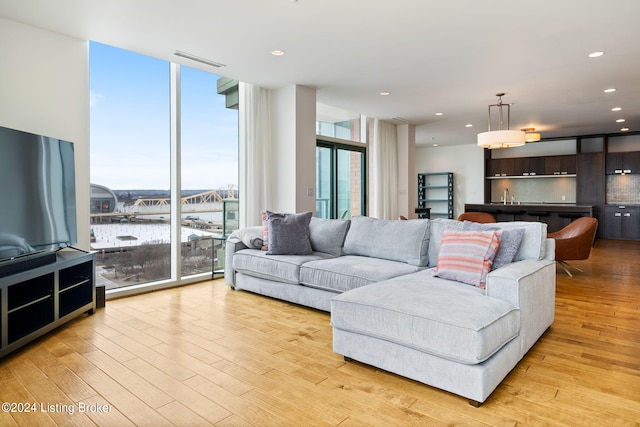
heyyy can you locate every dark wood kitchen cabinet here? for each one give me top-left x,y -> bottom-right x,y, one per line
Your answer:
605,151 -> 640,174
487,156 -> 545,176
516,156 -> 544,176
576,152 -> 604,238
488,155 -> 574,177
545,155 -> 577,175
602,205 -> 640,240
487,158 -> 515,177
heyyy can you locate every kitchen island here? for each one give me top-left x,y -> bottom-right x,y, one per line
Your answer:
463,203 -> 594,233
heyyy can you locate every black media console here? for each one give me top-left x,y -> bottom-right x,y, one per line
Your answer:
0,250 -> 96,358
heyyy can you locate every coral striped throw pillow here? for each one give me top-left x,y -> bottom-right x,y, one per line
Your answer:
433,230 -> 501,288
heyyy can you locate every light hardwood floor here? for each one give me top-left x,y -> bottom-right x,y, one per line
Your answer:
1,239 -> 639,426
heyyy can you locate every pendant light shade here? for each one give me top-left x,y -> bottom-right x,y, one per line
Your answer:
477,93 -> 526,149
523,128 -> 541,142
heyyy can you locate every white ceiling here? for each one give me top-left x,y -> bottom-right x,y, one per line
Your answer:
2,0 -> 640,147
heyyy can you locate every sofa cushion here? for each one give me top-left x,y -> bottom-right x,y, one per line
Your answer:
428,220 -> 546,265
266,211 -> 313,255
331,270 -> 520,365
309,217 -> 350,257
343,216 -> 430,266
433,230 -> 501,288
463,221 -> 525,270
233,249 -> 333,284
300,255 -> 422,293
427,218 -> 464,267
488,221 -> 547,261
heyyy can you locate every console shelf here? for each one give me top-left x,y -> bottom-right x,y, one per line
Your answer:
0,250 -> 95,358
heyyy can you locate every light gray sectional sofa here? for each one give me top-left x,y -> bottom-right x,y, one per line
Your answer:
224,216 -> 556,405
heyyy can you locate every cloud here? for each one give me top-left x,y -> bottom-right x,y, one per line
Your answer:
90,91 -> 105,107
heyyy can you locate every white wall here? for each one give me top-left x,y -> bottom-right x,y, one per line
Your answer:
0,18 -> 90,249
415,144 -> 485,218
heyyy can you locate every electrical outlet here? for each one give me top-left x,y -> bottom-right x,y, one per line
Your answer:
307,187 -> 314,197
562,195 -> 566,201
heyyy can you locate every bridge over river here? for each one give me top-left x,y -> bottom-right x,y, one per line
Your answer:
91,189 -> 238,229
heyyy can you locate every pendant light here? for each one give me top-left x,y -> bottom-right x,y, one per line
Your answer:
522,128 -> 541,142
477,93 -> 526,149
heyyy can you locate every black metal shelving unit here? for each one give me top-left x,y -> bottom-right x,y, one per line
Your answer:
417,172 -> 454,219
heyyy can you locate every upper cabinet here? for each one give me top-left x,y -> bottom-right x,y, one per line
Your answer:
515,157 -> 544,176
487,155 -> 575,177
544,155 -> 577,175
605,151 -> 640,174
487,158 -> 515,177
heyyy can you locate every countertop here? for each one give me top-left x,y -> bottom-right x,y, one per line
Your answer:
471,203 -> 593,208
465,203 -> 594,214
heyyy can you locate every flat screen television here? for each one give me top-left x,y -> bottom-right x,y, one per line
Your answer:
0,125 -> 77,266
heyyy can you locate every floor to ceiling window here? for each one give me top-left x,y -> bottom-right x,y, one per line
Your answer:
179,66 -> 239,277
89,42 -> 238,295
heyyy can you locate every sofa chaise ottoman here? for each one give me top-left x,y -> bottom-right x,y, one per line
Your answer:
331,255 -> 555,406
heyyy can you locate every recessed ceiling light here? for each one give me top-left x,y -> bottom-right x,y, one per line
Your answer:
435,112 -> 444,116
611,107 -> 622,112
465,124 -> 473,128
433,144 -> 439,147
588,51 -> 605,58
380,91 -> 390,96
621,127 -> 630,132
604,88 -> 616,93
271,50 -> 285,56
616,119 -> 626,123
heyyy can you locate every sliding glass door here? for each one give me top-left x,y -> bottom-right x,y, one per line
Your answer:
316,140 -> 366,219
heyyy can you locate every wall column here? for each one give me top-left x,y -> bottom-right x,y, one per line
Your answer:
397,124 -> 416,218
271,85 -> 317,214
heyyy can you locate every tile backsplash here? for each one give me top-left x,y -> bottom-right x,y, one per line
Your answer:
607,174 -> 640,204
490,177 -> 576,204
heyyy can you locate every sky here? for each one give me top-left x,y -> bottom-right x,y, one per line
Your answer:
89,41 -> 238,191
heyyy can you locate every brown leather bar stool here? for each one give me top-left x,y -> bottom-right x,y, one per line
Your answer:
457,212 -> 496,223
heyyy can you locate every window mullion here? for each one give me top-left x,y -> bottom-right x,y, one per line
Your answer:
170,63 -> 181,281
331,147 -> 338,219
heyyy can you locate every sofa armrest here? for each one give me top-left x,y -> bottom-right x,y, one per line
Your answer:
544,238 -> 555,261
485,259 -> 556,356
224,238 -> 248,287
